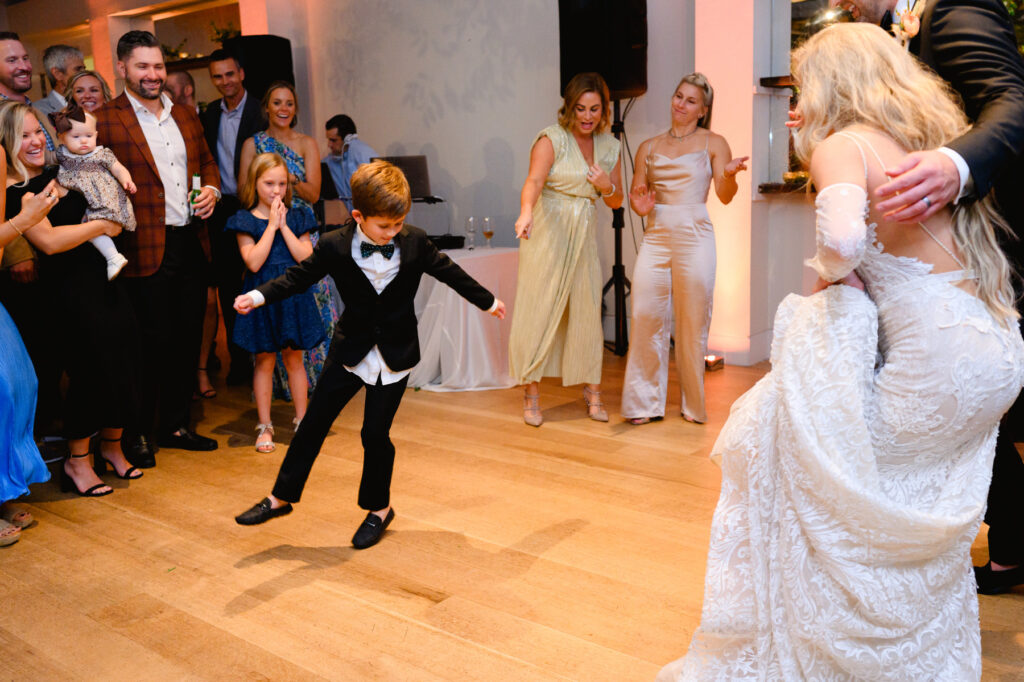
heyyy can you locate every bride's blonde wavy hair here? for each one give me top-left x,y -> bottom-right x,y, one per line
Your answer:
792,22 -> 1018,320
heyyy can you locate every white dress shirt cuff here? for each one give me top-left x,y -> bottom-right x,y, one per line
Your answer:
246,290 -> 265,307
937,147 -> 971,203
487,298 -> 498,313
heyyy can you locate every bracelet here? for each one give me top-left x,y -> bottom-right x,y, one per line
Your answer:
7,217 -> 24,235
601,183 -> 616,198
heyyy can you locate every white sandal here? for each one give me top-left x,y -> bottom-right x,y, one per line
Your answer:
255,423 -> 275,453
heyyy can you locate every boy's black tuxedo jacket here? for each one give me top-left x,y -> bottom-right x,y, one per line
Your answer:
256,221 -> 496,372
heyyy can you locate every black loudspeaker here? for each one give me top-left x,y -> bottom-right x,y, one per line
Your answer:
558,0 -> 647,100
222,35 -> 295,101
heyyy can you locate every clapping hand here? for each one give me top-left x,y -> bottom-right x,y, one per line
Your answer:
269,196 -> 286,231
724,156 -> 750,179
630,184 -> 656,216
785,109 -> 803,129
18,180 -> 60,226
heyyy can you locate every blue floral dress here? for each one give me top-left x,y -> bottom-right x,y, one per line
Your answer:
226,209 -> 326,353
252,132 -> 339,396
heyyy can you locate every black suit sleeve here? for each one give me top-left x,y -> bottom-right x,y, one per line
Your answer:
928,0 -> 1024,197
256,231 -> 341,305
418,237 -> 496,311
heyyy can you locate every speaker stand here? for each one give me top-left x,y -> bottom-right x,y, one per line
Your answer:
602,99 -> 630,356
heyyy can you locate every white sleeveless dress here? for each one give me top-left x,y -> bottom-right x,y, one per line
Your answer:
664,132 -> 1024,680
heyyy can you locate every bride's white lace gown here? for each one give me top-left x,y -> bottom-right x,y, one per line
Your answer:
668,133 -> 1024,680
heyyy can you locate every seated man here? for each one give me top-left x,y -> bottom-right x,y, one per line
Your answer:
323,114 -> 377,212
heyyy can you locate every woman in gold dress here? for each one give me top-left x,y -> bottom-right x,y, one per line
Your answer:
508,72 -> 623,426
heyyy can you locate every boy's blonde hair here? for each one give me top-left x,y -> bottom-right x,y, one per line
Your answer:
239,152 -> 292,210
351,160 -> 411,218
792,22 -> 1018,321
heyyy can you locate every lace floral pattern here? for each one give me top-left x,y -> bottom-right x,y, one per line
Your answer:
668,191 -> 1024,680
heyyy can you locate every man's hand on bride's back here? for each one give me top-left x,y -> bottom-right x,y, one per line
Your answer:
874,149 -> 960,222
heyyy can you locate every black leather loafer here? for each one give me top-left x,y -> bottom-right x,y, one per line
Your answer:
351,508 -> 395,549
235,497 -> 293,525
125,434 -> 157,469
159,427 -> 218,452
975,562 -> 1024,595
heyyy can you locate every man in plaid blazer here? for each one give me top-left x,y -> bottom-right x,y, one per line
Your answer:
95,30 -> 222,463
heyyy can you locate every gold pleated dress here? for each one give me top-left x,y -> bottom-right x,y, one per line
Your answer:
508,124 -> 621,385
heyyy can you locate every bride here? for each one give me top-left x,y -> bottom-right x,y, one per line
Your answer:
662,23 -> 1024,680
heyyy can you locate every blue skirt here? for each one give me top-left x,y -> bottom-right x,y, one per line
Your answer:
233,263 -> 328,354
0,303 -> 49,501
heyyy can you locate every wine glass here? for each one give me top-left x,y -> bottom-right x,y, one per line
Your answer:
481,216 -> 493,248
465,216 -> 476,250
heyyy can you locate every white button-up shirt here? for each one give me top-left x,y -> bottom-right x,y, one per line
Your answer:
345,225 -> 409,386
216,91 -> 247,197
125,90 -> 190,226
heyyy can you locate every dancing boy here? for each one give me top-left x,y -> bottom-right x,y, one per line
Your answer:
233,160 -> 505,548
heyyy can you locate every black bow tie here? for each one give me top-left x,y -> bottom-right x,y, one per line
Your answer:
360,241 -> 395,260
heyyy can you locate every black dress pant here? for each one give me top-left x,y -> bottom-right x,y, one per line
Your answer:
208,197 -> 249,373
272,359 -> 407,510
124,226 -> 208,437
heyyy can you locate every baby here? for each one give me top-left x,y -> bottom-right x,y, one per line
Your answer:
50,104 -> 137,279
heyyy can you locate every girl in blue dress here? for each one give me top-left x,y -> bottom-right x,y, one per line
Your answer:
228,153 -> 326,453
238,81 -> 339,400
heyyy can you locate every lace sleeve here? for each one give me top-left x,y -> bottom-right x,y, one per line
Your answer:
805,182 -> 869,282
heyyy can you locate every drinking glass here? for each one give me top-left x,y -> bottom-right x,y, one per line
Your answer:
481,216 -> 493,248
465,216 -> 476,250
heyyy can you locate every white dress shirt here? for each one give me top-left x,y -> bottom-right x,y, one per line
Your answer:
345,225 -> 410,385
126,91 -> 190,226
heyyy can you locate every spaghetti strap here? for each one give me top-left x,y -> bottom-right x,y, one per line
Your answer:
833,131 -> 870,181
835,130 -> 890,177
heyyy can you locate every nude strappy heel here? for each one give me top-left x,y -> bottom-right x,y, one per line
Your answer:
583,387 -> 609,422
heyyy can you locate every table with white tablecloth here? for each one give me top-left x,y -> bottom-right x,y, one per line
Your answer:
409,247 -> 518,391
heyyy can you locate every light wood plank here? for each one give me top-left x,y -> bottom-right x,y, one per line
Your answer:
3,350 -> 1021,680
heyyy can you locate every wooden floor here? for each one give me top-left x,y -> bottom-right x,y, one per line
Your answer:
4,351 -> 1023,681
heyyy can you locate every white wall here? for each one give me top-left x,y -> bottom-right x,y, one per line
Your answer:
292,0 -> 693,339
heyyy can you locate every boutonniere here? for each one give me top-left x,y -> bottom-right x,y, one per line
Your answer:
892,0 -> 925,49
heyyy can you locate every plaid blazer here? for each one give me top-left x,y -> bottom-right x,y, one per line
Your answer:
94,93 -> 221,278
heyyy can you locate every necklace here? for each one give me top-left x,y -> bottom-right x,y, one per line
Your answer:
667,127 -> 699,141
